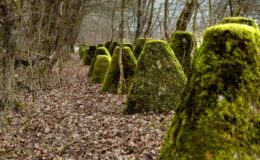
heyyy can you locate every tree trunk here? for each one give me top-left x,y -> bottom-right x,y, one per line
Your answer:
228,0 -> 234,16
208,0 -> 212,25
118,0 -> 126,95
144,0 -> 155,38
134,0 -> 142,42
0,1 -> 17,110
175,0 -> 196,31
164,0 -> 170,41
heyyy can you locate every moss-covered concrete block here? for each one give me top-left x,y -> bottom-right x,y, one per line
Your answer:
88,47 -> 111,77
97,43 -> 104,47
79,45 -> 88,59
169,31 -> 194,76
133,38 -> 151,58
84,46 -> 96,65
124,40 -> 187,114
159,23 -> 260,159
123,43 -> 134,51
109,41 -> 119,55
105,41 -> 112,50
82,48 -> 89,65
92,55 -> 111,84
101,46 -> 137,94
220,17 -> 259,30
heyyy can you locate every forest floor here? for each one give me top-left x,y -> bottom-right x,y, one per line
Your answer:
0,54 -> 172,160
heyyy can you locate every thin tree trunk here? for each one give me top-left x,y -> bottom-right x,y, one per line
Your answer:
175,0 -> 196,31
144,0 -> 155,38
118,0 -> 126,95
134,0 -> 142,42
228,0 -> 234,16
0,1 -> 17,110
164,0 -> 170,41
110,0 -> 117,45
208,0 -> 212,25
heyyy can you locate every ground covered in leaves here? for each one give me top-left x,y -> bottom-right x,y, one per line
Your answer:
0,55 -> 172,160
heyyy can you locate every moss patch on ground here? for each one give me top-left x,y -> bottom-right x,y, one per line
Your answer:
220,17 -> 259,30
88,47 -> 111,77
124,40 -> 187,114
101,46 -> 137,94
169,31 -> 194,76
91,55 -> 111,84
159,23 -> 260,159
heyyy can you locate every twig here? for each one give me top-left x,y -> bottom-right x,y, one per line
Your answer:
57,133 -> 90,154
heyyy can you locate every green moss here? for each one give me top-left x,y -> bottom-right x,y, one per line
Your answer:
82,48 -> 89,65
123,43 -> 134,51
79,45 -> 88,59
101,46 -> 137,94
159,24 -> 260,159
88,47 -> 111,77
124,40 -> 187,114
133,38 -> 151,58
109,41 -> 119,55
220,17 -> 259,30
84,46 -> 96,65
91,55 -> 111,84
169,31 -> 195,76
105,41 -> 112,50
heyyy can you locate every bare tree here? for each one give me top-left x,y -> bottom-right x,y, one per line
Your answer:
0,0 -> 17,110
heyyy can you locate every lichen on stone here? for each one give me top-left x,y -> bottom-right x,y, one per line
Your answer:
124,40 -> 187,114
159,23 -> 260,160
91,55 -> 111,84
220,17 -> 259,30
88,47 -> 111,77
101,46 -> 137,94
169,31 -> 195,76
